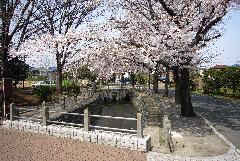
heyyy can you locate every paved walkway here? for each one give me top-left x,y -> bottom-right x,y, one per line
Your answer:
0,128 -> 146,161
192,94 -> 240,149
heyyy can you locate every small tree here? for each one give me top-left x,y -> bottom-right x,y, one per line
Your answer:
8,57 -> 30,87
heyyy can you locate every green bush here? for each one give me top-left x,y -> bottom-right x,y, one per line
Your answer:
62,80 -> 80,95
202,67 -> 240,97
135,72 -> 148,85
34,86 -> 55,101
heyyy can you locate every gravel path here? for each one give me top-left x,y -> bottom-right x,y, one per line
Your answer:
0,128 -> 146,161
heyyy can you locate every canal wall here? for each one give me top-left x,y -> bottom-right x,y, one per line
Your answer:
131,91 -> 174,126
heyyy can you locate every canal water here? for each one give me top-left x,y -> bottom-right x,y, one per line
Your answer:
53,100 -> 138,132
94,100 -> 138,131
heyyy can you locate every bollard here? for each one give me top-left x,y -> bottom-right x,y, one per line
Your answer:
137,113 -> 143,138
84,108 -> 90,132
62,96 -> 66,110
42,101 -> 49,126
10,103 -> 14,121
74,95 -> 77,103
163,115 -> 174,151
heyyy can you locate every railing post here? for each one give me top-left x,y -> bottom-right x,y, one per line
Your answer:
163,115 -> 173,150
10,103 -> 14,121
74,95 -> 77,103
137,113 -> 143,138
42,101 -> 49,126
62,96 -> 66,110
84,108 -> 89,132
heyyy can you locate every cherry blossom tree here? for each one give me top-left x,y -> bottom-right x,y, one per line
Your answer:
107,0 -> 231,117
12,0 -> 103,94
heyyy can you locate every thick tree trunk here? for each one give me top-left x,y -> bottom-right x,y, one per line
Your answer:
1,39 -> 10,78
130,72 -> 135,89
164,67 -> 169,97
179,68 -> 195,117
153,64 -> 159,93
56,67 -> 63,95
173,67 -> 181,103
1,52 -> 9,78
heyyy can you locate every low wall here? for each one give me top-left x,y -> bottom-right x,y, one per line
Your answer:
131,91 -> 174,126
3,120 -> 151,152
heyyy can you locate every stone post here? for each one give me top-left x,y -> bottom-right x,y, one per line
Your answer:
62,96 -> 66,110
137,113 -> 143,138
10,103 -> 14,121
163,115 -> 174,151
100,79 -> 103,89
74,95 -> 77,103
84,108 -> 90,132
42,101 -> 49,126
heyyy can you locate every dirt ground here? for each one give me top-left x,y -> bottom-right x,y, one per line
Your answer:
144,104 -> 229,157
0,128 -> 146,161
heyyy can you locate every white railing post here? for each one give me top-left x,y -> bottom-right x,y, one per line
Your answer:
84,108 -> 90,132
137,113 -> 143,138
42,101 -> 49,126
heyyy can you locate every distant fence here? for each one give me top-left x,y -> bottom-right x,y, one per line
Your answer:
10,101 -> 144,138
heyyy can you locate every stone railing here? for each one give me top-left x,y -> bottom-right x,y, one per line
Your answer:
3,120 -> 151,151
4,99 -> 151,152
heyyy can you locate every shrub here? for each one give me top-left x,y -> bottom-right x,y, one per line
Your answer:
33,86 -> 55,101
202,67 -> 240,97
62,80 -> 80,96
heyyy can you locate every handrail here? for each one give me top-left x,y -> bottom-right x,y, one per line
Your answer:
15,107 -> 39,111
14,116 -> 42,122
90,114 -> 137,121
49,111 -> 84,116
89,125 -> 137,133
48,120 -> 84,127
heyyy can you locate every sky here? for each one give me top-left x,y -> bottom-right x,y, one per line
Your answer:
205,9 -> 240,67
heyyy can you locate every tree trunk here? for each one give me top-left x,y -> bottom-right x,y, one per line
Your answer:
1,41 -> 10,78
148,69 -> 152,90
56,66 -> 63,95
22,80 -> 25,89
173,67 -> 181,103
179,68 -> 195,117
153,64 -> 159,93
164,67 -> 169,97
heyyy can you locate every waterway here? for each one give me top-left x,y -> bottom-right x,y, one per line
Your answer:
53,100 -> 138,132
